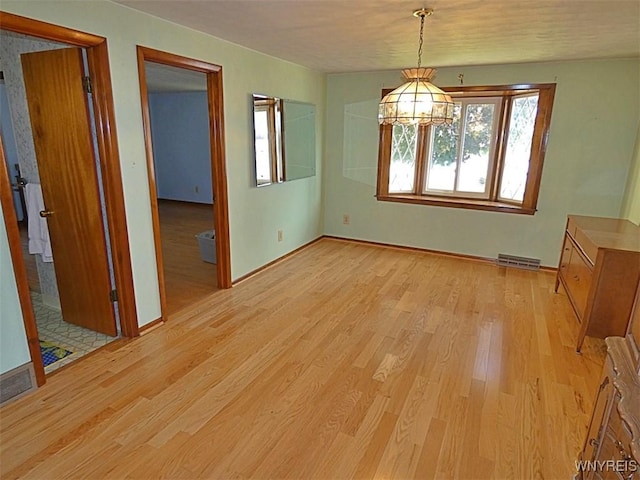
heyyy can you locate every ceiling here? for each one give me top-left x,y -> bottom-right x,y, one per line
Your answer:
114,0 -> 640,73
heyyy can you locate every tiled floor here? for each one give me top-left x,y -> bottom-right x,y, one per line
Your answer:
32,293 -> 118,374
20,225 -> 119,373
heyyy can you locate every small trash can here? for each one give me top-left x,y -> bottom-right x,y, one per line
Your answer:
196,230 -> 217,264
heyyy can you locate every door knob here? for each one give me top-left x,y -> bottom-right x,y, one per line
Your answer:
39,210 -> 54,218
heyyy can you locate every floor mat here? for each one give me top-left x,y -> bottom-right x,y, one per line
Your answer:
40,340 -> 73,367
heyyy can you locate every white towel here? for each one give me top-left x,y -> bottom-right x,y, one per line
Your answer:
24,183 -> 53,263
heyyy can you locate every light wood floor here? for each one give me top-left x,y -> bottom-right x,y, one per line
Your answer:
158,199 -> 218,316
0,239 -> 606,479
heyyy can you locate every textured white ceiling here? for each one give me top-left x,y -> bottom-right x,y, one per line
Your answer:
115,0 -> 640,73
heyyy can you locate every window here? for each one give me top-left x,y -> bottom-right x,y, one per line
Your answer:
253,97 -> 284,185
377,84 -> 556,214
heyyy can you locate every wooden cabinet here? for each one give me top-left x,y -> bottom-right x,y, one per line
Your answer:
555,215 -> 640,352
575,340 -> 640,480
575,285 -> 640,480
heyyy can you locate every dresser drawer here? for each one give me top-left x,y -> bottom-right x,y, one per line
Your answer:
606,400 -> 635,458
601,419 -> 637,478
561,236 -> 593,320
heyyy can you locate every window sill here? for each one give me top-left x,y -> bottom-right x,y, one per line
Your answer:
376,194 -> 536,215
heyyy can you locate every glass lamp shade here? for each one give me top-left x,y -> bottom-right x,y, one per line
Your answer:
379,67 -> 455,126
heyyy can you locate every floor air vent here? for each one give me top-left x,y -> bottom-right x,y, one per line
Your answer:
496,253 -> 541,271
0,363 -> 37,406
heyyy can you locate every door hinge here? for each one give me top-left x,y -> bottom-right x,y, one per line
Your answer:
110,289 -> 118,303
82,76 -> 93,94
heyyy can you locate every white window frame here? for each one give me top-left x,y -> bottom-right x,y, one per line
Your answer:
423,97 -> 503,200
496,92 -> 539,204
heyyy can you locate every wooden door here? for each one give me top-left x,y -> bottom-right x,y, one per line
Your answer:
21,47 -> 117,336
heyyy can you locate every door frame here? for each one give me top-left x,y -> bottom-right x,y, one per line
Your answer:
136,46 -> 231,321
0,12 -> 139,385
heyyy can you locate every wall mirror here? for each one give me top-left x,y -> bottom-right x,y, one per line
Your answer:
252,94 -> 316,186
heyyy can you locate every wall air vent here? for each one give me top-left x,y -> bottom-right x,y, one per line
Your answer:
0,363 -> 37,406
496,253 -> 541,271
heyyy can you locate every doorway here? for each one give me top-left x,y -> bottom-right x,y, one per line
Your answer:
136,46 -> 231,321
0,12 -> 137,386
1,39 -> 119,373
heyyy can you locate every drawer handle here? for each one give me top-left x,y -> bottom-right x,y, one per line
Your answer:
589,438 -> 599,447
573,275 -> 580,281
614,440 -> 632,461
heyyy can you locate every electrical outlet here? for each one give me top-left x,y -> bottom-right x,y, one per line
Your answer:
342,214 -> 350,225
277,230 -> 283,242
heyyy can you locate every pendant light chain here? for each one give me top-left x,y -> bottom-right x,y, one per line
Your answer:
417,12 -> 425,69
377,7 -> 455,126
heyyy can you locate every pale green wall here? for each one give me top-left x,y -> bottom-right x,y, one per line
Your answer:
0,0 -> 325,331
621,124 -> 640,225
324,58 -> 639,266
0,202 -> 31,373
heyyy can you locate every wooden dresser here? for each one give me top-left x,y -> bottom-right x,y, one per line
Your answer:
575,285 -> 640,479
555,215 -> 640,352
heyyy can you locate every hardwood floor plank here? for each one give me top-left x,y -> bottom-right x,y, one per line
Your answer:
352,410 -> 399,479
458,379 -> 495,478
374,374 -> 428,479
415,416 -> 447,480
434,395 -> 470,478
0,238 -> 606,479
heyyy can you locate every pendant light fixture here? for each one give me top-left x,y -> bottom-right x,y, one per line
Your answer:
378,8 -> 454,126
